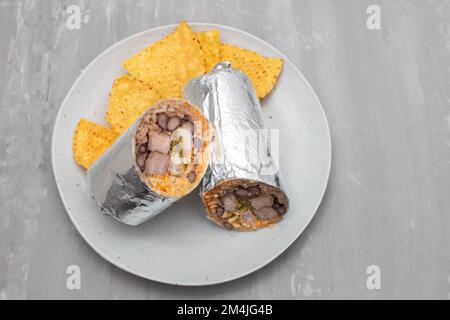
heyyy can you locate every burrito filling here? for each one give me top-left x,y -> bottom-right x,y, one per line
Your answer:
203,180 -> 289,230
134,100 -> 209,197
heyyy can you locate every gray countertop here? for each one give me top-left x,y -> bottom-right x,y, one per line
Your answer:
1,0 -> 450,299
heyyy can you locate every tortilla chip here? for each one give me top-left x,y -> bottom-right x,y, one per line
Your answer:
123,21 -> 205,98
197,30 -> 220,71
73,119 -> 119,169
105,75 -> 162,135
219,43 -> 283,99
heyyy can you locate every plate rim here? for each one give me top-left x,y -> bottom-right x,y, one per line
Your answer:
51,22 -> 332,286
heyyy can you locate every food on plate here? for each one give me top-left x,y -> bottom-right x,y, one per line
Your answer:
105,75 -> 162,135
197,30 -> 221,71
219,43 -> 283,99
73,119 -> 119,169
72,21 -> 284,172
185,62 -> 289,231
123,21 -> 206,99
133,99 -> 210,197
71,21 -> 288,229
202,179 -> 288,230
86,99 -> 211,225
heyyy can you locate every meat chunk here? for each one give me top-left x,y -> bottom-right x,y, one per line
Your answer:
241,211 -> 256,225
167,116 -> 181,131
157,113 -> 169,130
235,188 -> 249,197
138,144 -> 147,154
250,195 -> 274,210
148,132 -> 171,154
254,207 -> 278,221
136,152 -> 148,169
144,152 -> 169,175
222,193 -> 238,212
247,186 -> 260,197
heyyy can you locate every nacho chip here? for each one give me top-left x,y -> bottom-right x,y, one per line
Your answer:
219,43 -> 283,99
123,21 -> 205,98
197,30 -> 220,71
73,119 -> 119,169
105,75 -> 162,134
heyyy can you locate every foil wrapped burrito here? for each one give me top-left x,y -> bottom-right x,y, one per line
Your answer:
184,62 -> 289,231
87,99 -> 211,225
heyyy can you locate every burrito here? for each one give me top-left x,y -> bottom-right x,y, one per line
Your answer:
87,98 -> 211,225
184,62 -> 289,231
133,99 -> 210,197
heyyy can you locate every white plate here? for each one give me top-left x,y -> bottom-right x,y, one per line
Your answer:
52,23 -> 331,286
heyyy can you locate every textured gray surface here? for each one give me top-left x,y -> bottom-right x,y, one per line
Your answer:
1,0 -> 450,299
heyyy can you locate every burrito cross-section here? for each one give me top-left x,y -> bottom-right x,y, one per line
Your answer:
87,99 -> 211,226
184,62 -> 289,231
134,99 -> 210,197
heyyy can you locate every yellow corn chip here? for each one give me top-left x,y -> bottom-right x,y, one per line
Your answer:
197,30 -> 220,71
123,21 -> 205,98
105,75 -> 162,135
73,119 -> 119,169
219,43 -> 283,99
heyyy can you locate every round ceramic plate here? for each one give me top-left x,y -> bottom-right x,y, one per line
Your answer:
52,23 -> 331,286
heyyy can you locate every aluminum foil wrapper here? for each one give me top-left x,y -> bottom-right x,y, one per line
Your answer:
184,62 -> 284,197
87,115 -> 177,226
